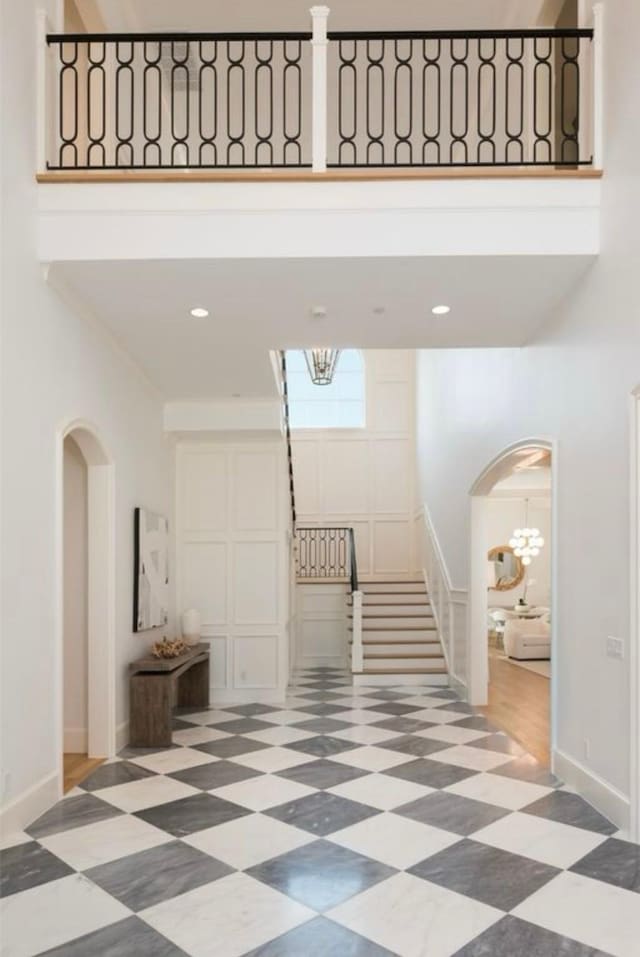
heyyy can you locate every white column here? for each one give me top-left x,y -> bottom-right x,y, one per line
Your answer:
310,6 -> 330,172
592,3 -> 605,169
36,9 -> 54,173
351,590 -> 363,673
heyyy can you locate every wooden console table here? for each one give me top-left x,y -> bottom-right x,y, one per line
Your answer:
129,643 -> 210,748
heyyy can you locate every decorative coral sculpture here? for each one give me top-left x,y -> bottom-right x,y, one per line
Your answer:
152,637 -> 188,659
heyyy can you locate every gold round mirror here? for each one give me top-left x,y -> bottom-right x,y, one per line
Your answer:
487,545 -> 525,591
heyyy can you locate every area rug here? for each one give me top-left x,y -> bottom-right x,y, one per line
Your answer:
499,654 -> 551,678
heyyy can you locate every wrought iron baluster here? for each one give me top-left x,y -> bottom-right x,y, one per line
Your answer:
476,37 -> 496,165
58,40 -> 79,168
282,39 -> 303,167
114,40 -> 135,166
142,39 -> 162,167
337,39 -> 358,164
449,37 -> 469,164
87,40 -> 106,167
366,39 -> 385,165
421,38 -> 441,165
393,38 -> 414,165
533,36 -> 552,165
560,34 -> 580,165
504,36 -> 524,164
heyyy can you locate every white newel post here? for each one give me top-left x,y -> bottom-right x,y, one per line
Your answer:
592,3 -> 604,169
310,6 -> 330,172
36,9 -> 54,174
351,590 -> 363,672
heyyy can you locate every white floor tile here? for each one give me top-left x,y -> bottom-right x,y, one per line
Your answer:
229,747 -> 316,773
327,772 -> 434,811
331,746 -> 414,772
331,725 -> 400,745
179,710 -> 237,726
259,710 -> 314,725
184,813 -> 314,870
213,774 -> 316,811
244,725 -> 315,746
129,747 -> 217,775
408,708 -> 466,724
329,812 -> 460,869
329,872 -> 501,957
172,726 -> 233,747
433,745 -> 513,772
39,814 -> 171,870
334,709 -> 392,725
513,871 -> 640,957
330,696 -> 387,708
94,775 -> 199,813
445,772 -> 552,809
414,725 -> 488,745
0,831 -> 31,850
141,871 -> 314,957
473,811 -> 609,868
0,874 -> 130,957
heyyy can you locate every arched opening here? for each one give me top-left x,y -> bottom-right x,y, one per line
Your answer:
468,439 -> 555,768
58,422 -> 115,792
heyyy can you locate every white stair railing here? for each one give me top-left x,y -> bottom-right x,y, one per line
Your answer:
351,590 -> 363,672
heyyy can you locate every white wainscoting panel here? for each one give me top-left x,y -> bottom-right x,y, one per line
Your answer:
176,440 -> 290,703
373,520 -> 411,575
296,583 -> 348,668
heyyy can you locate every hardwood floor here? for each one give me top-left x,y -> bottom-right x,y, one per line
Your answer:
63,753 -> 105,793
479,646 -> 550,766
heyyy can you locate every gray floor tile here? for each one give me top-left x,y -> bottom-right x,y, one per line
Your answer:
295,703 -> 352,716
277,758 -> 369,790
135,792 -> 251,836
168,760 -> 261,790
436,701 -> 476,715
570,837 -> 640,892
26,793 -> 123,839
396,790 -> 508,835
364,703 -> 423,716
119,743 -> 180,758
450,716 -> 501,732
285,735 -> 359,757
366,690 -> 412,701
247,839 -> 394,910
292,717 -> 354,734
172,718 -> 194,730
208,717 -> 275,734
377,734 -> 451,758
79,761 -> 156,792
453,915 -> 612,957
240,916 -> 399,956
384,757 -> 477,789
0,841 -> 73,897
371,716 -> 435,734
430,690 -> 459,700
409,838 -> 559,910
489,756 -> 560,788
266,791 -> 380,836
193,736 -> 270,759
37,915 -> 190,956
522,791 -> 617,835
295,691 -> 348,701
467,732 -> 525,755
224,704 -> 282,716
86,839 -> 233,910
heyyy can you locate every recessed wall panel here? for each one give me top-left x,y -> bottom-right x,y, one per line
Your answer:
234,451 -> 278,530
182,451 -> 228,532
233,542 -> 278,624
182,542 -> 227,624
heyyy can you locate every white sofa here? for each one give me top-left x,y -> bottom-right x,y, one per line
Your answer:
503,615 -> 551,660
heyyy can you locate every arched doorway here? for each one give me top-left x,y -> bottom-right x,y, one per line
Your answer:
58,422 -> 115,793
468,439 -> 556,766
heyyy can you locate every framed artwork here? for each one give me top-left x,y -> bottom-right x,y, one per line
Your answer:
133,507 -> 169,632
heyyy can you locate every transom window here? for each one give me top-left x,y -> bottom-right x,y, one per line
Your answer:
286,349 -> 365,429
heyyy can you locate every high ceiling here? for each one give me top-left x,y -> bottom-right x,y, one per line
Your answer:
52,254 -> 592,400
86,0 -> 554,33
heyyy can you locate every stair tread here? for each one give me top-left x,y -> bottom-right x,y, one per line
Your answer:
350,625 -> 438,632
354,667 -> 447,675
364,652 -> 444,659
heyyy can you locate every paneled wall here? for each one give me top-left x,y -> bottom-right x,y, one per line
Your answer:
175,439 -> 291,702
291,350 -> 417,578
295,584 -> 349,669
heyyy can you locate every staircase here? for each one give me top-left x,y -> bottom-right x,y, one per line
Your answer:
348,579 -> 448,685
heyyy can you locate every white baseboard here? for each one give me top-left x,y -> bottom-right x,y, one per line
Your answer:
296,656 -> 347,669
115,721 -> 129,753
64,728 -> 88,753
0,772 -> 59,839
448,672 -> 467,699
553,748 -> 630,832
210,687 -> 288,705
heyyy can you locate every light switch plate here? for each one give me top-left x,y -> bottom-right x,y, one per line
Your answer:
606,636 -> 624,659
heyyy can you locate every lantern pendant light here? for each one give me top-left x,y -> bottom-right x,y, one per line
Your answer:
304,349 -> 341,386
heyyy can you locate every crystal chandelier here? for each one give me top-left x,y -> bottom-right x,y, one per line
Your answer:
304,349 -> 341,386
509,499 -> 544,566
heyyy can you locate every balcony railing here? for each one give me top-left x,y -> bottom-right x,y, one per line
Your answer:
38,7 -> 603,174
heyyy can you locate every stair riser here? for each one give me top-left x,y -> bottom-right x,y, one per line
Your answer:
355,594 -> 429,605
355,629 -> 438,639
361,583 -> 425,594
361,643 -> 442,655
364,657 -> 445,669
352,617 -> 435,628
350,603 -> 431,615
354,672 -> 449,686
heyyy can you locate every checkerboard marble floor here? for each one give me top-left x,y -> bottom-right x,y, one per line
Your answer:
2,668 -> 639,956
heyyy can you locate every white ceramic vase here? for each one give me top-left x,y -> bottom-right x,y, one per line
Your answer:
181,608 -> 202,646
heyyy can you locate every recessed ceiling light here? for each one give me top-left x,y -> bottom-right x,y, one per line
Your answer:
431,304 -> 450,315
310,305 -> 327,319
190,306 -> 209,319
372,306 -> 386,315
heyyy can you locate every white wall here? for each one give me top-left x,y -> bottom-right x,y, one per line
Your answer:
415,0 -> 640,832
487,495 -> 551,608
0,0 -> 171,831
63,436 -> 88,752
292,350 -> 417,579
175,438 -> 291,702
